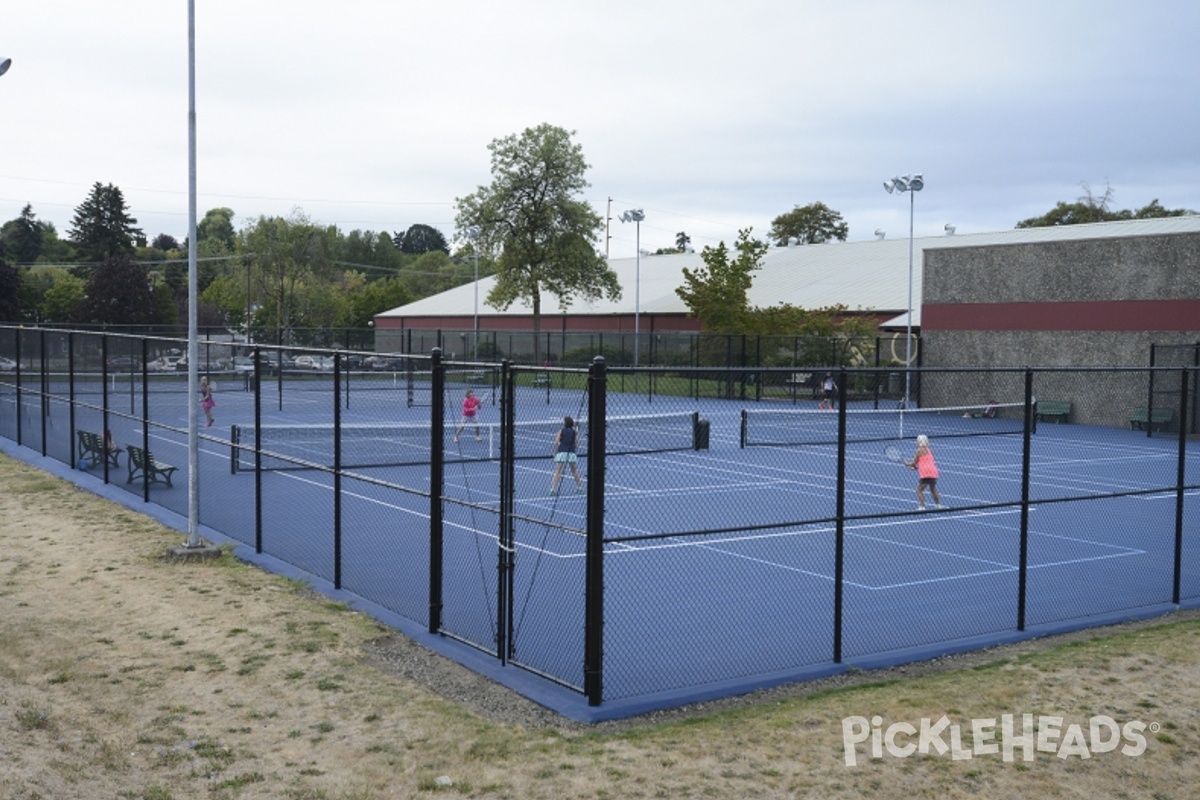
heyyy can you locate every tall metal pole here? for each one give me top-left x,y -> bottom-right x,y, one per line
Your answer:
185,0 -> 201,547
905,189 -> 914,409
473,246 -> 479,360
634,218 -> 641,372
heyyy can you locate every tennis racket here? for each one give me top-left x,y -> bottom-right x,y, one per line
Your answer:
884,445 -> 904,464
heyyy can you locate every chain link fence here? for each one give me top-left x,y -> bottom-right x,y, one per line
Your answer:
1,325 -> 1197,712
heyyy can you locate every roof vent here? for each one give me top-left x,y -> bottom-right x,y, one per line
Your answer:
874,229 -> 886,240
944,224 -> 956,236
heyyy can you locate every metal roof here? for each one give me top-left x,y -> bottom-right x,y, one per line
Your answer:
378,216 -> 1200,323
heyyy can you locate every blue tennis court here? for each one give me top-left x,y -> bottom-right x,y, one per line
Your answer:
4,359 -> 1198,719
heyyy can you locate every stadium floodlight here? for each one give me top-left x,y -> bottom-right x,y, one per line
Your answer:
619,209 -> 645,378
884,173 -> 924,409
0,58 -> 12,77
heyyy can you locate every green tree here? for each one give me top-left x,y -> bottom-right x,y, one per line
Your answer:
39,271 -> 86,323
0,204 -> 47,264
197,207 -> 236,252
1016,183 -> 1195,227
676,231 -> 691,252
0,256 -> 20,321
455,123 -> 620,362
68,182 -> 145,263
675,229 -> 769,333
346,276 -> 411,327
396,224 -> 449,255
77,256 -> 161,326
238,212 -> 336,344
768,202 -> 848,246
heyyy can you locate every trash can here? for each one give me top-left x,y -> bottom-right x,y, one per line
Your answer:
694,418 -> 710,450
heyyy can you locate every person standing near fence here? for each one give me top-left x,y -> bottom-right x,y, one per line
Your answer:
453,388 -> 482,443
549,416 -> 584,496
200,376 -> 215,427
906,434 -> 944,510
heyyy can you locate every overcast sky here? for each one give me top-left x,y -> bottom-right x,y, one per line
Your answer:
3,1 -> 1198,261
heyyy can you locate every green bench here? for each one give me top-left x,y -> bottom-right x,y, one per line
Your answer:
127,445 -> 178,488
532,372 -> 552,389
1035,400 -> 1072,424
1129,406 -> 1173,432
77,430 -> 121,469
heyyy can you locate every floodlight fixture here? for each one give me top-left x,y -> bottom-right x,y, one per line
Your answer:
0,58 -> 11,77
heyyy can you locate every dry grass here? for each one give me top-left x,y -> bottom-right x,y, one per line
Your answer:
1,452 -> 1197,799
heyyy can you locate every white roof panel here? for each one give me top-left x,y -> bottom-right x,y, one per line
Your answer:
379,216 -> 1200,321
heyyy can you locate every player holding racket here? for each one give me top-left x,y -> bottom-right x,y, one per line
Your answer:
453,388 -> 482,443
549,416 -> 584,496
905,434 -> 944,510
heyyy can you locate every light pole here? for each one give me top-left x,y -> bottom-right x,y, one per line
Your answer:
466,226 -> 481,359
184,0 -> 203,548
883,174 -> 923,409
619,209 -> 644,373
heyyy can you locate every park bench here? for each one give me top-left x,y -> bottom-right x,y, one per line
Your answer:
1129,406 -> 1173,432
784,372 -> 813,399
126,444 -> 178,488
1035,400 -> 1072,424
77,430 -> 121,469
532,372 -> 552,389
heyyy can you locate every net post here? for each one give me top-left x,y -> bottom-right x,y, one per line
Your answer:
428,347 -> 445,634
584,355 -> 607,706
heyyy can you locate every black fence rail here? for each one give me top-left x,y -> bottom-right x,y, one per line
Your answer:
1,324 -> 1197,713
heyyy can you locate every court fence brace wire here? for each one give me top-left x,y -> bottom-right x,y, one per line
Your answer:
1,323 -> 1198,710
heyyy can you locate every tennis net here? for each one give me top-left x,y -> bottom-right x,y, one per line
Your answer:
231,411 -> 699,471
740,401 -> 1027,447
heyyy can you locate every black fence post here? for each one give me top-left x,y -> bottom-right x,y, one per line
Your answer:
498,360 -> 515,663
68,332 -> 77,468
333,352 -> 343,590
254,347 -> 263,553
1017,368 -> 1035,631
584,355 -> 608,706
428,347 -> 445,634
833,367 -> 848,663
1172,368 -> 1189,604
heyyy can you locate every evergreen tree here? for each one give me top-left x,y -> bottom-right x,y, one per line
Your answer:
68,182 -> 145,263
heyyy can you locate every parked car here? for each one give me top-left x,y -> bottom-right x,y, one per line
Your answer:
0,356 -> 16,372
106,357 -> 141,373
364,355 -> 404,371
175,355 -> 228,372
231,356 -> 255,373
146,356 -> 182,372
292,355 -> 335,371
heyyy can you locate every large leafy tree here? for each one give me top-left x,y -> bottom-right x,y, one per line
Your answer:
396,224 -> 448,255
675,228 -> 769,333
1017,183 -> 1196,227
768,202 -> 848,246
39,271 -> 86,323
68,182 -> 145,263
77,256 -> 162,326
237,212 -> 336,344
455,123 -> 620,362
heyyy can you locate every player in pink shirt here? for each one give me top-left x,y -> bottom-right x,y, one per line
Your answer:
906,434 -> 945,510
453,389 -> 482,443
